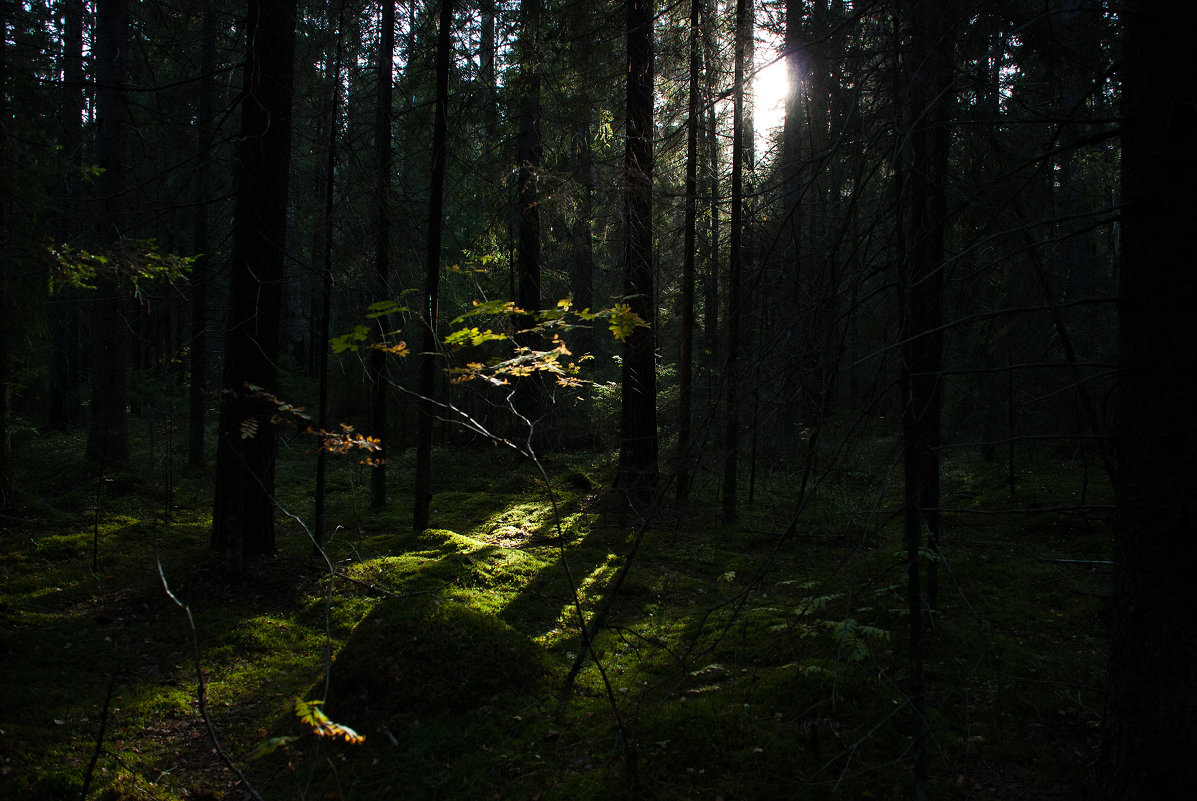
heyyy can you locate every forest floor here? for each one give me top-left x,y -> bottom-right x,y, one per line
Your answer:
0,422 -> 1112,800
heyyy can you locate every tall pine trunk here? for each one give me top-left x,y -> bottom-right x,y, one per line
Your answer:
514,0 -> 543,427
615,0 -> 658,513
0,4 -> 9,506
85,0 -> 129,466
314,0 -> 344,548
369,0 -> 395,508
51,0 -> 84,432
413,0 -> 454,533
897,0 -> 954,795
675,0 -> 701,502
1096,1 -> 1197,795
211,0 -> 297,575
721,0 -> 751,523
780,0 -> 804,446
188,0 -> 217,465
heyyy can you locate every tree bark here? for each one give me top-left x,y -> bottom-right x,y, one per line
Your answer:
898,1 -> 954,796
369,0 -> 395,508
211,0 -> 297,575
780,0 -> 804,446
675,0 -> 701,503
413,0 -> 454,533
1096,1 -> 1197,796
188,0 -> 217,465
50,0 -> 84,432
615,0 -> 658,513
314,0 -> 345,548
85,0 -> 130,466
515,0 -> 543,426
721,0 -> 751,523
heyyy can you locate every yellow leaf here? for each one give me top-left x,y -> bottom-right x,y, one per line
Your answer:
294,699 -> 365,745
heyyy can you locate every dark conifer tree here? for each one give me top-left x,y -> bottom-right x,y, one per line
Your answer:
897,0 -> 956,795
85,0 -> 130,466
675,0 -> 701,503
188,0 -> 218,465
211,0 -> 298,575
413,0 -> 454,533
514,0 -> 544,427
615,0 -> 659,512
721,0 -> 751,523
369,0 -> 396,508
1097,0 -> 1197,795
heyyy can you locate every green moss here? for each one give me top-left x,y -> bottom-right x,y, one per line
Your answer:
2,435 -> 1112,800
325,597 -> 555,721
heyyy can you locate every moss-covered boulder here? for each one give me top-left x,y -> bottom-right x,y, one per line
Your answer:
325,597 -> 552,723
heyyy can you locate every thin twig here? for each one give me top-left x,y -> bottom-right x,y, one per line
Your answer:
79,670 -> 119,800
157,559 -> 265,801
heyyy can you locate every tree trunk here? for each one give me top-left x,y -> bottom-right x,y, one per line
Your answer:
413,0 -> 454,533
211,0 -> 297,575
369,0 -> 395,508
479,0 -> 498,209
721,0 -> 751,523
675,0 -> 701,503
515,0 -> 543,426
1096,1 -> 1197,796
85,0 -> 130,466
188,0 -> 217,465
615,0 -> 658,513
780,0 -> 804,447
701,0 -> 720,371
314,0 -> 344,548
898,0 -> 954,796
50,0 -> 84,432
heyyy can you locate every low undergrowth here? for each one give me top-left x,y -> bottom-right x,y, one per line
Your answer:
0,427 -> 1111,800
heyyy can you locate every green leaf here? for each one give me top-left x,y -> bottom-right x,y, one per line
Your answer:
608,302 -> 648,342
366,300 -> 402,319
247,736 -> 298,760
450,299 -> 524,325
444,326 -> 507,348
331,325 -> 370,353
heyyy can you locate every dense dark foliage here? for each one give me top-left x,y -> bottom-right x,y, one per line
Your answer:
1,0 -> 1190,797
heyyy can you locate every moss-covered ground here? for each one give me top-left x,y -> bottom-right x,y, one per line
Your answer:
0,425 -> 1111,800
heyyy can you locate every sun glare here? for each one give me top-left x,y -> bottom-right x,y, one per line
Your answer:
754,54 -> 791,137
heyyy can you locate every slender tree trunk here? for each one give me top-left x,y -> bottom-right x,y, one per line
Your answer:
569,120 -> 595,371
479,0 -> 498,194
898,1 -> 953,796
902,0 -> 951,616
1096,1 -> 1197,796
188,0 -> 217,465
568,24 -> 596,442
369,0 -> 395,508
703,39 -> 720,373
780,0 -> 804,446
413,0 -> 454,533
0,5 -> 9,506
85,0 -> 130,466
615,0 -> 658,513
722,0 -> 751,523
51,0 -> 84,432
515,0 -> 543,425
314,0 -> 344,548
212,0 -> 297,575
676,0 -> 701,503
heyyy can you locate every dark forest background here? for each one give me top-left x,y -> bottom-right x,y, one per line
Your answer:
1,0 -> 1193,799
